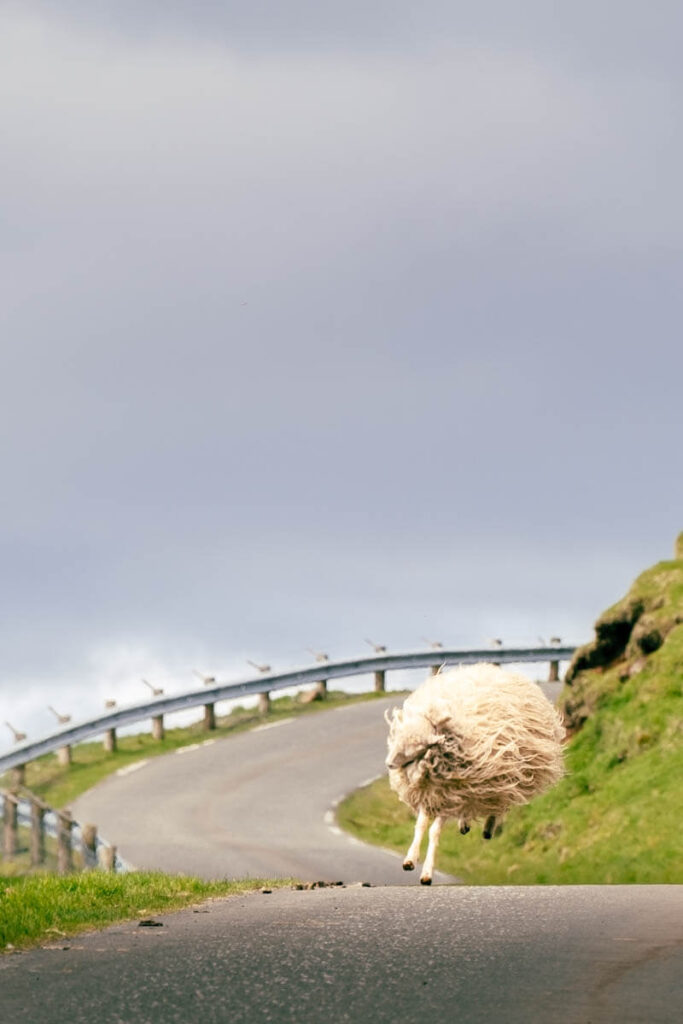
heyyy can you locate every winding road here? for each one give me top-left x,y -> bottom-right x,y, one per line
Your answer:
4,697 -> 683,1021
70,696 -> 454,885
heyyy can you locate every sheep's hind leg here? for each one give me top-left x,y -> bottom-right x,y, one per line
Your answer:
420,815 -> 445,885
403,808 -> 429,871
458,817 -> 470,835
483,814 -> 497,840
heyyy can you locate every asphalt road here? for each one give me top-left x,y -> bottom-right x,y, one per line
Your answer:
3,885 -> 682,1023
70,696 -> 455,885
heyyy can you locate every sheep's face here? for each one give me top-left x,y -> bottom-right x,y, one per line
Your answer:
385,708 -> 442,771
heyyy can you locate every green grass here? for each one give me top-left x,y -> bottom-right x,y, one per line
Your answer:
2,689 -> 389,810
338,739 -> 682,884
338,555 -> 683,885
0,872 -> 292,951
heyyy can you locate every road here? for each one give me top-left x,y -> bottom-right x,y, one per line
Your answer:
70,696 -> 455,885
2,885 -> 681,1022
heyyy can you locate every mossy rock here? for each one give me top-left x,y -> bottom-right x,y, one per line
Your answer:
562,540 -> 683,733
565,598 -> 644,683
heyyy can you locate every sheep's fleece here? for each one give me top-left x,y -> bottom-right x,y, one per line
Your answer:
386,663 -> 565,821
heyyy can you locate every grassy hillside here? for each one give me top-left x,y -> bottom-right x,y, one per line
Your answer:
338,537 -> 683,883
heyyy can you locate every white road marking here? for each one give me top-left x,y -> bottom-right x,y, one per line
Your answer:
176,743 -> 201,755
324,802 -> 407,861
253,718 -> 294,733
357,773 -> 383,788
116,760 -> 149,777
201,739 -> 216,747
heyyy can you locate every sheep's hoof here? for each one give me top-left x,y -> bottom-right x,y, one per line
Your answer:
403,860 -> 415,871
483,830 -> 492,840
420,877 -> 432,886
460,824 -> 470,835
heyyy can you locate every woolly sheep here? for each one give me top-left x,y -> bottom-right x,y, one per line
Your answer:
385,663 -> 565,884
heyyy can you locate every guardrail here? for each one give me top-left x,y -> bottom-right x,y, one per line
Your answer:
0,645 -> 575,777
1,787 -> 129,874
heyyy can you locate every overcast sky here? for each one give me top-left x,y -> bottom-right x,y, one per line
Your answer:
1,2 -> 681,748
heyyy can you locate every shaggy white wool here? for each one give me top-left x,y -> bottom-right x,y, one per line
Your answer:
386,663 -> 565,822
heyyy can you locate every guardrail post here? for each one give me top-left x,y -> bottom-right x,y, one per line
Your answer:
258,692 -> 270,714
548,660 -> 560,682
0,648 -> 578,779
315,680 -> 328,698
30,798 -> 46,866
57,744 -> 72,767
11,764 -> 26,787
98,844 -> 116,872
203,703 -> 216,730
3,792 -> 18,859
152,715 -> 165,741
81,823 -> 98,868
103,728 -> 117,753
57,810 -> 73,874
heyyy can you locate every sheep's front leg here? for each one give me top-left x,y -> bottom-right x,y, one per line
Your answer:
403,807 -> 430,871
483,814 -> 497,840
420,815 -> 445,885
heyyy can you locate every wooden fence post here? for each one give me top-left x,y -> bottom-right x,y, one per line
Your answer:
203,703 -> 216,730
11,764 -> 26,787
152,715 -> 165,741
57,810 -> 73,874
258,692 -> 270,714
103,728 -> 117,753
548,660 -> 560,682
98,844 -> 116,872
30,798 -> 46,867
374,670 -> 385,693
3,792 -> 18,859
430,665 -> 440,676
57,745 -> 72,767
81,823 -> 98,868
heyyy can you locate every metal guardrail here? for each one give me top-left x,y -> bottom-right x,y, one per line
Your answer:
0,646 -> 575,774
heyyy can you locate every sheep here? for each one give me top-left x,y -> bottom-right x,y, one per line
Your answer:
385,663 -> 565,884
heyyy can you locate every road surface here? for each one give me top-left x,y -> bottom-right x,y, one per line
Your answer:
2,885 -> 681,1023
71,696 -> 454,885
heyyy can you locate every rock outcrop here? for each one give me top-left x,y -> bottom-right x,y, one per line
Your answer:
562,533 -> 683,733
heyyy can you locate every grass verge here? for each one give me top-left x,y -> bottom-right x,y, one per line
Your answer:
1,871 -> 292,952
337,741 -> 683,884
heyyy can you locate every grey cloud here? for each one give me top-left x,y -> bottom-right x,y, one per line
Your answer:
1,4 -> 682,740
16,1 -> 683,77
